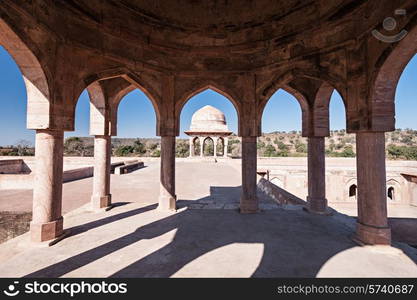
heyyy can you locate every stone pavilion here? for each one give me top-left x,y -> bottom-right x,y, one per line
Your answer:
184,105 -> 232,158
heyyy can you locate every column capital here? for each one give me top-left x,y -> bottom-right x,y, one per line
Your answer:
35,128 -> 64,136
93,134 -> 111,138
349,129 -> 390,134
240,136 -> 257,142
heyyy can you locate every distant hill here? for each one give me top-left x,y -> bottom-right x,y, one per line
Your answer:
1,129 -> 416,160
255,129 -> 417,159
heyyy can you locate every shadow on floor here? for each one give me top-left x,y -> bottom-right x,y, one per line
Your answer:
68,202 -> 157,236
23,186 -> 417,278
389,218 -> 417,246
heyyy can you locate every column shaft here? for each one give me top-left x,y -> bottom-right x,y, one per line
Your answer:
213,137 -> 218,157
306,136 -> 328,214
91,135 -> 112,209
224,138 -> 228,157
158,136 -> 176,211
355,132 -> 391,245
200,137 -> 204,157
189,137 -> 194,157
31,129 -> 64,242
240,136 -> 258,213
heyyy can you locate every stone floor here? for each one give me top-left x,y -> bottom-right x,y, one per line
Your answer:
0,201 -> 416,278
0,160 -> 416,277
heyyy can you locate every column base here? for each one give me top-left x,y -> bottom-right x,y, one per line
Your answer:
304,197 -> 331,215
30,217 -> 64,242
91,194 -> 112,209
240,198 -> 259,214
158,195 -> 177,211
353,222 -> 391,245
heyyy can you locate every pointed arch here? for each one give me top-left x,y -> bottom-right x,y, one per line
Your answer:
70,71 -> 161,136
175,83 -> 241,136
370,18 -> 417,131
202,136 -> 214,156
313,82 -> 339,136
258,84 -> 310,136
0,18 -> 52,129
258,69 -> 348,137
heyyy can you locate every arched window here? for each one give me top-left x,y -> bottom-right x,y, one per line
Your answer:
349,184 -> 357,198
203,137 -> 214,156
387,187 -> 395,201
193,137 -> 200,156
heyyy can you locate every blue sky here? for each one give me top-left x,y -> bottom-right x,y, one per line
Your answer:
0,46 -> 415,146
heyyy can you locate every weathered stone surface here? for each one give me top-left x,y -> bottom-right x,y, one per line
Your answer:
185,105 -> 232,157
1,1 -> 414,245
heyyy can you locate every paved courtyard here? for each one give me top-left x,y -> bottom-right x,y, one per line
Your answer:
0,160 -> 416,277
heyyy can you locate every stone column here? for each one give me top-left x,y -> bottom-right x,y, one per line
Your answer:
91,135 -> 112,209
158,136 -> 176,211
224,137 -> 229,157
240,136 -> 258,213
189,137 -> 194,157
354,132 -> 391,245
199,137 -> 204,157
306,136 -> 328,214
213,137 -> 218,157
31,129 -> 64,242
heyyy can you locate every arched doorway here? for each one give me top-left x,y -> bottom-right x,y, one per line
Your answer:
260,88 -> 306,199
177,88 -> 240,206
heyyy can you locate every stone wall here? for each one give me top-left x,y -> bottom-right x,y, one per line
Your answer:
257,178 -> 306,205
0,159 -> 31,174
0,211 -> 31,244
257,158 -> 417,207
1,156 -> 416,207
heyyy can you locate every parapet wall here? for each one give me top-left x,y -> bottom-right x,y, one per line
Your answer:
0,159 -> 31,174
256,158 -> 417,207
0,156 -> 416,207
0,156 -> 150,189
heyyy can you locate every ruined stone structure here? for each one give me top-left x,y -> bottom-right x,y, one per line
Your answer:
257,158 -> 417,207
185,105 -> 232,158
1,0 -> 416,245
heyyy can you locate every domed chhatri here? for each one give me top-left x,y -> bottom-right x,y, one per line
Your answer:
189,105 -> 229,132
185,105 -> 233,158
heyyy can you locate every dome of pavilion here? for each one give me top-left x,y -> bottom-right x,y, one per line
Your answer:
187,105 -> 230,133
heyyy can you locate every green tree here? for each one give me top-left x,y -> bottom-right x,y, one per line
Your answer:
114,145 -> 134,156
257,141 -> 265,149
133,139 -> 146,155
276,150 -> 289,157
148,143 -> 158,150
176,140 -> 189,157
15,140 -> 34,156
328,139 -> 335,152
151,149 -> 161,157
277,141 -> 289,151
387,144 -> 417,160
401,136 -> 413,145
263,145 -> 276,157
295,143 -> 307,153
340,145 -> 355,157
204,139 -> 214,156
64,137 -> 85,156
